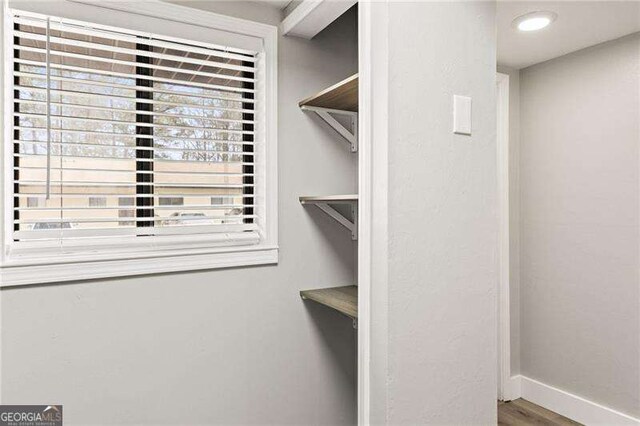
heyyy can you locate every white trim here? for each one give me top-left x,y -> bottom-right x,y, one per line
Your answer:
514,375 -> 640,426
9,0 -> 263,53
67,1 -> 277,42
1,0 -> 279,284
5,232 -> 260,265
1,246 -> 278,287
502,377 -> 521,404
358,2 -> 389,424
1,1 -> 10,270
506,375 -> 522,400
496,72 -> 512,401
280,0 -> 356,39
358,3 -> 372,424
0,1 -> 5,404
281,0 -> 321,37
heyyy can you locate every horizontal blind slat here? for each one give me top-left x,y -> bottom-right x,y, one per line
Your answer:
15,87 -> 254,111
14,71 -> 256,104
13,225 -> 259,241
14,166 -> 253,177
15,127 -> 253,141
15,101 -> 254,125
14,45 -> 256,84
16,180 -> 253,188
15,113 -> 256,134
14,30 -> 257,74
15,140 -> 255,155
16,194 -> 253,199
13,130 -> 254,145
15,58 -> 257,97
15,87 -> 255,113
12,15 -> 259,61
14,153 -> 253,166
17,206 -> 248,212
15,215 -> 256,224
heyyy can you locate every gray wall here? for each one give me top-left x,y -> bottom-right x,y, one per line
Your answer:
370,2 -> 498,423
1,3 -> 359,425
519,33 -> 640,417
497,64 -> 521,376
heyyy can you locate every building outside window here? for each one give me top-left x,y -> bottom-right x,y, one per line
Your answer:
158,197 -> 184,206
89,197 -> 107,207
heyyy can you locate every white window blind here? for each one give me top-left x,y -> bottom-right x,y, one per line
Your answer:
9,9 -> 261,251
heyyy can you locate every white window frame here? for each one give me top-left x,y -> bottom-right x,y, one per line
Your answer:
0,0 -> 278,286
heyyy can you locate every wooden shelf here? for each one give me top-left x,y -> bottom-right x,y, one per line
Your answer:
299,74 -> 358,112
300,285 -> 358,319
299,194 -> 358,204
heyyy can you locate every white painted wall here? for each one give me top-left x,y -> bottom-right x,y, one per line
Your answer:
0,3 -> 359,424
519,33 -> 640,418
367,2 -> 498,423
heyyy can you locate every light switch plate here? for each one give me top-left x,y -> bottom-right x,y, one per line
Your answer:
453,95 -> 472,135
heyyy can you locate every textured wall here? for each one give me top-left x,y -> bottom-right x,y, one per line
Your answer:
377,2 -> 498,423
519,33 -> 640,418
1,3 -> 359,425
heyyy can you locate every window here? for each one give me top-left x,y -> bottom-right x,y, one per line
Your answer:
89,197 -> 107,207
118,197 -> 135,227
158,197 -> 184,206
1,3 -> 278,286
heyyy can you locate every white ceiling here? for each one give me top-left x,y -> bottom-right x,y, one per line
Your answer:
498,1 -> 640,69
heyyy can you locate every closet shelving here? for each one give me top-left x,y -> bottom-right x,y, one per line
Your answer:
300,285 -> 358,320
299,74 -> 359,152
299,195 -> 358,240
299,74 -> 359,321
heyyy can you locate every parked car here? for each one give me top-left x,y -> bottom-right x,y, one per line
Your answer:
32,222 -> 75,230
162,212 -> 218,226
222,208 -> 244,224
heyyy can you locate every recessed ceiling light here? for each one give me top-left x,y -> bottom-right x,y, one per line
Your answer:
513,11 -> 557,32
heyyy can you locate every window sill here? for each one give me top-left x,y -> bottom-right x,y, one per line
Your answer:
0,245 -> 278,287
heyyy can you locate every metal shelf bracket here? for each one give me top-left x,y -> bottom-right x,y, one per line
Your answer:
314,202 -> 357,240
301,196 -> 358,240
301,105 -> 358,152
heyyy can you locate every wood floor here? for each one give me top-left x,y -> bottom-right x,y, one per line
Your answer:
498,399 -> 582,426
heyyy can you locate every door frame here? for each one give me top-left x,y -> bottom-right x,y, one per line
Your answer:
497,71 -> 517,401
358,2 -> 389,424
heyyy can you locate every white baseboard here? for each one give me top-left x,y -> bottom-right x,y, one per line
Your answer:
507,375 -> 640,426
502,375 -> 522,402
